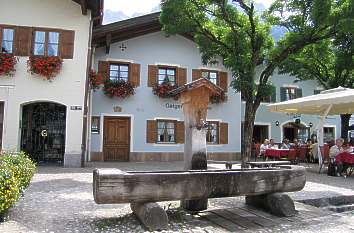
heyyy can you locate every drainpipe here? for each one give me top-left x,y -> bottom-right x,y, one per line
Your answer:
81,17 -> 94,167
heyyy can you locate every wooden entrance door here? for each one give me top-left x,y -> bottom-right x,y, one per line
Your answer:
103,117 -> 130,161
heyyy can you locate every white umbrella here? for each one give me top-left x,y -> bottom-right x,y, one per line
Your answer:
267,87 -> 354,171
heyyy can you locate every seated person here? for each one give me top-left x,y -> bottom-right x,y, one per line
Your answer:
260,139 -> 269,156
281,139 -> 290,149
343,143 -> 353,153
329,138 -> 345,176
329,138 -> 344,159
292,139 -> 301,149
269,139 -> 278,149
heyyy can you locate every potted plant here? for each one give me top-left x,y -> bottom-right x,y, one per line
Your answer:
0,53 -> 17,77
27,56 -> 63,80
103,79 -> 135,99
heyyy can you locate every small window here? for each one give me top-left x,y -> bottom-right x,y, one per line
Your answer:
158,67 -> 176,85
157,120 -> 176,143
33,30 -> 60,56
91,116 -> 100,134
202,70 -> 218,85
285,87 -> 296,100
206,121 -> 219,144
1,28 -> 15,54
109,63 -> 129,82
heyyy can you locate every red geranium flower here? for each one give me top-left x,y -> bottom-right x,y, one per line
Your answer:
0,53 -> 17,77
27,56 -> 63,80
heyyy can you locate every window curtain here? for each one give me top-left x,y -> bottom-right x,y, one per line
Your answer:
48,32 -> 59,56
2,29 -> 14,53
34,31 -> 46,55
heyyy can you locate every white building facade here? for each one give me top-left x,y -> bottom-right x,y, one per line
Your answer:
0,0 -> 102,167
89,13 -> 242,162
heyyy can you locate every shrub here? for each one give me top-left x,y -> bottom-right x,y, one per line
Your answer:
0,151 -> 36,217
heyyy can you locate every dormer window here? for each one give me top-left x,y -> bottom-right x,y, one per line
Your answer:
158,67 -> 176,85
1,28 -> 14,54
33,30 -> 60,56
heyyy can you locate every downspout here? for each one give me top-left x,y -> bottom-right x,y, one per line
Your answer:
81,16 -> 94,167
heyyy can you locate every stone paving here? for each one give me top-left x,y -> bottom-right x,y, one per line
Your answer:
0,162 -> 353,233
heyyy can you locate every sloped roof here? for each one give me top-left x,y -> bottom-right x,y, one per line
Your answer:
72,0 -> 104,26
169,78 -> 224,96
92,12 -> 161,47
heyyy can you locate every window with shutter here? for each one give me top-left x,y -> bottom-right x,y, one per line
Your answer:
192,69 -> 201,81
148,65 -> 158,87
60,30 -> 75,59
176,121 -> 185,143
314,89 -> 322,95
206,121 -> 219,144
158,67 -> 176,85
219,122 -> 229,144
271,85 -> 277,102
109,63 -> 129,82
146,120 -> 157,143
218,71 -> 228,92
33,29 -> 60,57
176,67 -> 187,87
201,70 -> 218,85
280,87 -> 286,101
156,119 -> 176,143
0,27 -> 15,54
129,63 -> 140,87
15,26 -> 32,56
98,61 -> 109,80
296,88 -> 302,98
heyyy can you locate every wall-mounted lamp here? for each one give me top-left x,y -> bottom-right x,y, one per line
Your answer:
275,121 -> 280,126
309,122 -> 313,128
295,118 -> 301,124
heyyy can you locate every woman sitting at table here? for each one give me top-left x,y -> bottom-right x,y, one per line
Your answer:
260,139 -> 270,156
281,139 -> 290,149
329,138 -> 344,176
269,139 -> 278,149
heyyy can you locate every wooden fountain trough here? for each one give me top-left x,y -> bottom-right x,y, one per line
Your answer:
92,78 -> 306,230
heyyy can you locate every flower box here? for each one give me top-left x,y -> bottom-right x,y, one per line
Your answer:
0,53 -> 17,77
103,80 -> 135,99
27,56 -> 63,80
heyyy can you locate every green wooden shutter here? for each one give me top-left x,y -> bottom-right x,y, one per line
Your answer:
296,88 -> 303,98
271,85 -> 276,102
314,89 -> 321,95
280,87 -> 286,101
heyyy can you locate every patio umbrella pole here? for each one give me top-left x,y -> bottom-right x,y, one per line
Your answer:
315,104 -> 333,168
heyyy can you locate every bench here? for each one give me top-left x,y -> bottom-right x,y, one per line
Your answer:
207,160 -> 241,169
93,166 -> 305,230
246,161 -> 291,168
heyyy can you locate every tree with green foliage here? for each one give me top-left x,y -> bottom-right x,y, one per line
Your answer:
279,32 -> 354,142
160,0 -> 353,166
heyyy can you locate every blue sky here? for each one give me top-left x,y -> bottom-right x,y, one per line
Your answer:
103,0 -> 275,24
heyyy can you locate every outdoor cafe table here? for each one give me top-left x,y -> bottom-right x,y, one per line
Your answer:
335,152 -> 354,165
265,149 -> 290,159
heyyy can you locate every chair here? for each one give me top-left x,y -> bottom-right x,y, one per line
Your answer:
287,149 -> 297,164
255,143 -> 261,161
319,144 -> 330,173
298,146 -> 308,161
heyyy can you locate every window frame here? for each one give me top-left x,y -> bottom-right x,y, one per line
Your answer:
0,25 -> 16,54
108,62 -> 130,82
32,28 -> 61,57
285,87 -> 297,100
157,66 -> 177,86
156,119 -> 177,144
201,69 -> 219,85
91,116 -> 100,134
206,121 -> 219,144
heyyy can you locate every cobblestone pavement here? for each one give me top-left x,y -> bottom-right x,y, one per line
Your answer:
0,162 -> 353,233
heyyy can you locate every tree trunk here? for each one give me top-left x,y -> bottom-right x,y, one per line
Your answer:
340,114 -> 351,143
242,101 -> 257,167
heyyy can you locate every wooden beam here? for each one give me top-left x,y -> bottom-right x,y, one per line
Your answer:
93,166 -> 306,204
130,202 -> 168,231
105,33 -> 111,54
80,0 -> 87,15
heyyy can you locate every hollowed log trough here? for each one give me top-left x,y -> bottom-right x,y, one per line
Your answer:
93,165 -> 306,230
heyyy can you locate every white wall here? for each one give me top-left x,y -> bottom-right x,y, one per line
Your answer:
241,67 -> 341,142
92,32 -> 242,155
0,0 -> 91,160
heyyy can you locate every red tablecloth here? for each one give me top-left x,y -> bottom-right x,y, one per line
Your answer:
265,149 -> 290,158
335,152 -> 354,164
